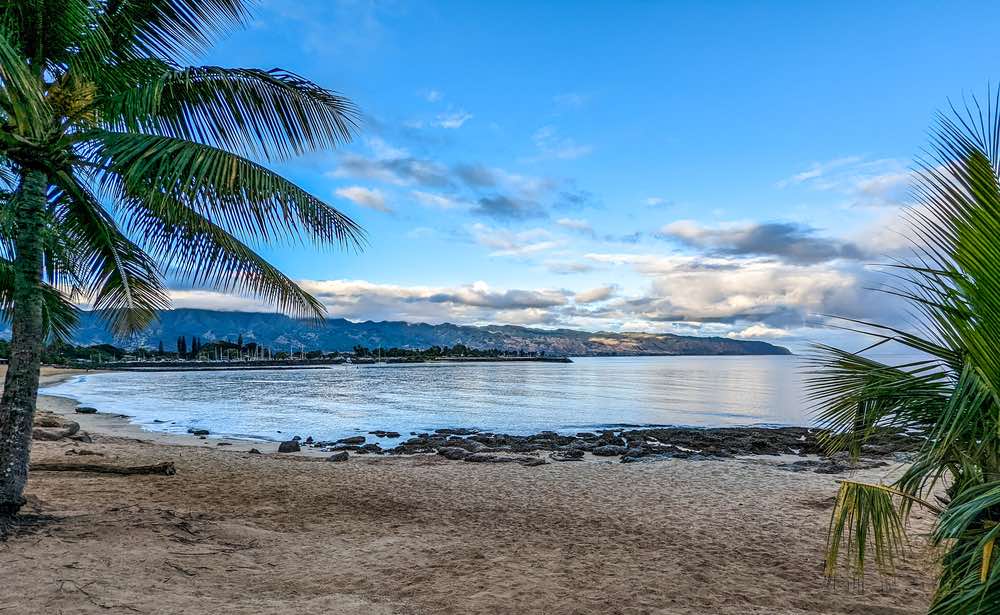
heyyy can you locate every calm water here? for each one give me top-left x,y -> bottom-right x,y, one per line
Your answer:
41,356 -> 808,443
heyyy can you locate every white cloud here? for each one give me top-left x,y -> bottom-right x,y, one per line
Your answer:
556,217 -> 594,234
644,197 -> 668,207
726,324 -> 792,339
411,190 -> 460,209
422,89 -> 443,102
470,223 -> 564,257
777,156 -> 911,207
575,285 -> 616,304
436,110 -> 473,129
530,126 -> 593,160
334,186 -> 390,212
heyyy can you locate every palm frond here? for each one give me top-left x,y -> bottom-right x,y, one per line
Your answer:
102,65 -> 360,161
84,130 -> 365,248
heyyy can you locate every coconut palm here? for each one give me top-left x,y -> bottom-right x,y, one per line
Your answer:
0,0 -> 364,523
808,91 -> 1000,613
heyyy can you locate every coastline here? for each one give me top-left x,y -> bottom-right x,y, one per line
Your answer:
4,366 -> 937,613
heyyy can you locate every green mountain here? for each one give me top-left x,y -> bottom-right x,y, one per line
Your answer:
63,309 -> 792,356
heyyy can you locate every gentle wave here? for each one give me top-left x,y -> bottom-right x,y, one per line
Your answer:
41,355 -> 808,443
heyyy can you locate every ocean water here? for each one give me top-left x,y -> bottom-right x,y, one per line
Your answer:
41,355 -> 808,443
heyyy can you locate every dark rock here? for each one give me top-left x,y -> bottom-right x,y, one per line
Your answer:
361,443 -> 383,454
520,458 -> 548,467
576,432 -> 597,439
278,440 -> 300,453
248,448 -> 262,454
292,435 -> 302,441
592,445 -> 628,457
437,446 -> 471,460
305,436 -> 314,444
75,406 -> 98,414
336,435 -> 366,445
326,452 -> 349,462
187,428 -> 210,436
217,442 -> 232,446
152,419 -> 166,423
328,444 -> 363,452
463,453 -> 499,463
68,433 -> 93,443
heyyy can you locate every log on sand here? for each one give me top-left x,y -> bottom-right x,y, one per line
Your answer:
29,461 -> 176,476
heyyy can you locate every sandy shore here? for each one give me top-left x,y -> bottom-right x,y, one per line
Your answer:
0,367 -> 937,614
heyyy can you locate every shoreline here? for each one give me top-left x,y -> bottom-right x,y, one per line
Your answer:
35,368 -> 918,472
7,366 -> 937,613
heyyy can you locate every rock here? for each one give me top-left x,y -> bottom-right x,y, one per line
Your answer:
187,428 -> 210,436
75,406 -> 98,414
292,435 -> 302,441
591,445 -> 628,457
550,449 -> 585,462
34,415 -> 64,428
326,452 -> 349,462
369,430 -> 403,438
32,421 -> 80,441
67,433 -> 93,443
463,453 -> 499,463
437,446 -> 471,460
305,436 -> 314,444
336,435 -> 366,445
217,442 -> 232,446
152,419 -> 167,423
248,448 -> 262,454
520,458 -> 548,467
361,443 -> 383,454
277,440 -> 300,453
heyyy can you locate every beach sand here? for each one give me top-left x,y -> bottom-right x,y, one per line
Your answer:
0,368 -> 937,614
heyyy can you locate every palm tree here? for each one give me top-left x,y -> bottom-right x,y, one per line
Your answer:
808,91 -> 1000,613
0,1 -> 364,523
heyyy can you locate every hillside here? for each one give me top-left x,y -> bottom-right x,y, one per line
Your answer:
58,309 -> 792,356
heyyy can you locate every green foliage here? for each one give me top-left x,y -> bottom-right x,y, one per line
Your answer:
808,90 -> 1000,613
0,0 -> 364,339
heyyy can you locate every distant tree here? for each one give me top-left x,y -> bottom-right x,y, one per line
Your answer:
177,336 -> 187,357
237,334 -> 243,350
158,340 -> 164,356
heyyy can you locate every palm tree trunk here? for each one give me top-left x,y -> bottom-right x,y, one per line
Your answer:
0,169 -> 47,522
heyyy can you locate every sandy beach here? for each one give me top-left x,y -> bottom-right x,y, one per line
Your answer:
0,368 -> 937,614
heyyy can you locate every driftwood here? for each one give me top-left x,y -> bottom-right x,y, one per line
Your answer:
32,421 -> 80,441
29,461 -> 176,476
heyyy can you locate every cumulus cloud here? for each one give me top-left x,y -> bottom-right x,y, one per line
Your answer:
777,156 -> 912,208
575,285 -> 617,304
545,260 -> 595,275
335,186 -> 390,212
472,195 -> 546,221
584,252 -> 896,328
470,224 -> 563,256
659,220 -> 866,264
556,217 -> 595,236
726,324 -> 793,339
411,190 -> 460,209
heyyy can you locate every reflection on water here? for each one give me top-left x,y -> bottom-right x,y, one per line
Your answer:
42,356 -> 807,442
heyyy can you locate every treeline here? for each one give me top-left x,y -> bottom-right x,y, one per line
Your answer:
351,344 -> 546,358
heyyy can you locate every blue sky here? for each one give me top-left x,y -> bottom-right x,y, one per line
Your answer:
173,0 -> 1000,350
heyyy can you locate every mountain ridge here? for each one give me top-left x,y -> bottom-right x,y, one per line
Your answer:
57,308 -> 792,356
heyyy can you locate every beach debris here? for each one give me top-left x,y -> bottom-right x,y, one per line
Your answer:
325,452 -> 349,462
75,406 -> 98,414
520,458 -> 548,467
277,440 -> 300,453
30,461 -> 176,476
65,448 -> 105,456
